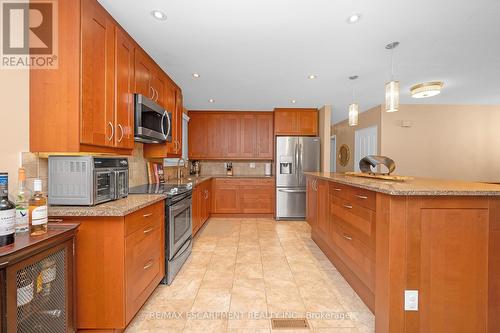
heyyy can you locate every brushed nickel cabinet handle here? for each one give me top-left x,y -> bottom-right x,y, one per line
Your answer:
118,124 -> 124,143
342,204 -> 353,209
354,194 -> 368,199
332,188 -> 341,191
149,86 -> 154,99
343,234 -> 353,241
143,227 -> 154,234
143,213 -> 153,218
143,260 -> 154,270
107,122 -> 114,141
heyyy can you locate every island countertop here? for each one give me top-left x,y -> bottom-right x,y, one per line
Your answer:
305,172 -> 500,196
48,194 -> 167,217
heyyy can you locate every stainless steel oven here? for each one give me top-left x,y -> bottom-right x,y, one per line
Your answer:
165,191 -> 192,284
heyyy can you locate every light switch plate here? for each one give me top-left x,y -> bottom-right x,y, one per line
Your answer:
404,290 -> 418,311
249,163 -> 256,169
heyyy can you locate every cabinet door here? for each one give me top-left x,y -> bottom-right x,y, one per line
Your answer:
316,179 -> 330,239
208,115 -> 225,158
240,115 -> 256,158
306,178 -> 318,228
115,28 -> 134,150
171,87 -> 183,157
134,50 -> 153,99
188,113 -> 208,159
224,115 -> 241,157
240,185 -> 274,214
274,109 -> 298,135
192,186 -> 202,234
256,114 -> 274,159
213,183 -> 240,214
151,71 -> 165,107
81,0 -> 115,147
297,110 -> 318,136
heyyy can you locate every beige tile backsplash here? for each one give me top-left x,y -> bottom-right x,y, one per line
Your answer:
199,161 -> 271,176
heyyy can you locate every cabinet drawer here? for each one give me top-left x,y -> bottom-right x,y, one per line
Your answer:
330,196 -> 375,249
125,224 -> 162,309
331,220 -> 374,291
240,186 -> 274,213
329,182 -> 375,211
125,201 -> 163,236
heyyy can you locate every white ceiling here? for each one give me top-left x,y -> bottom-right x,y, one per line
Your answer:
98,0 -> 500,123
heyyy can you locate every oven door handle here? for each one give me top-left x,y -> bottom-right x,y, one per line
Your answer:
171,238 -> 192,261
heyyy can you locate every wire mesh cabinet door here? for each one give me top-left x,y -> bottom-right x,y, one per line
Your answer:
5,240 -> 75,333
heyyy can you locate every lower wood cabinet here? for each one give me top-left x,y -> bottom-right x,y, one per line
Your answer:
307,175 -> 500,333
192,179 -> 212,236
52,201 -> 165,332
212,178 -> 274,215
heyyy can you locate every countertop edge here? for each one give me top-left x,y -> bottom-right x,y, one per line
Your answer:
305,172 -> 500,196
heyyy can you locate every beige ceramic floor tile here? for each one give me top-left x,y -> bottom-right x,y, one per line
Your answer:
235,262 -> 264,279
191,288 -> 232,313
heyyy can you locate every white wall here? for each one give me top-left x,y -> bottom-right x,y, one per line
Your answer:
0,69 -> 29,194
318,105 -> 331,172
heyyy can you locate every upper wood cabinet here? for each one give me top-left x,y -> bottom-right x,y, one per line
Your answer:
188,112 -> 274,160
274,108 -> 318,136
30,0 -> 183,156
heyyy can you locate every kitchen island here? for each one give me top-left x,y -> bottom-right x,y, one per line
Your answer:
305,172 -> 500,333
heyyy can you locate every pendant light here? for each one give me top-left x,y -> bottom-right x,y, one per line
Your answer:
348,75 -> 359,127
385,42 -> 400,112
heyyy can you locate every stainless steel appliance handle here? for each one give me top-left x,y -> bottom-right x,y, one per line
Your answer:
298,143 -> 302,174
172,238 -> 192,261
118,124 -> 124,143
279,189 -> 307,193
107,122 -> 114,141
161,111 -> 171,140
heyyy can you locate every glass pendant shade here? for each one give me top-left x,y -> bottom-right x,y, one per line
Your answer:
348,103 -> 359,126
385,80 -> 400,112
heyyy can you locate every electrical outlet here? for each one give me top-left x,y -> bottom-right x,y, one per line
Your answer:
404,290 -> 418,311
249,163 -> 256,169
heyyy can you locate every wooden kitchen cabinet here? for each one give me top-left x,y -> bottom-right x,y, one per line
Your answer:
306,178 -> 317,228
274,108 -> 318,136
188,112 -> 274,160
212,178 -> 274,215
30,0 -> 184,156
192,180 -> 212,236
52,201 -> 165,332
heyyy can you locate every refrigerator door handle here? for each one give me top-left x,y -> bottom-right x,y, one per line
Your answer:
295,142 -> 299,181
278,189 -> 307,193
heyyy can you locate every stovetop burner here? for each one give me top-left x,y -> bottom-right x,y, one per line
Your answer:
129,183 -> 193,198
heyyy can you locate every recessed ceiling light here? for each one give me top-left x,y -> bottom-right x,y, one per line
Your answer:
209,98 -> 215,103
410,81 -> 444,98
192,73 -> 200,78
291,99 -> 297,104
151,10 -> 167,21
308,74 -> 317,80
347,13 -> 362,24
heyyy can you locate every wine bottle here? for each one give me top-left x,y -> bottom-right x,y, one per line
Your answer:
15,168 -> 29,233
0,172 -> 15,247
29,179 -> 48,236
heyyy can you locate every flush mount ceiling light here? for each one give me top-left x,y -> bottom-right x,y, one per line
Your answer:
347,13 -> 362,24
151,10 -> 167,21
385,41 -> 400,113
348,75 -> 359,127
308,74 -> 317,80
208,98 -> 215,103
410,81 -> 444,98
192,73 -> 200,78
291,99 -> 297,104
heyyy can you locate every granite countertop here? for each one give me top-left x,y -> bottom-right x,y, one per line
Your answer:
305,172 -> 500,196
48,194 -> 167,217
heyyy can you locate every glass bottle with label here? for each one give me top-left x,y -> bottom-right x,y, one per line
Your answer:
29,179 -> 48,236
0,172 -> 16,247
17,268 -> 34,323
15,168 -> 29,233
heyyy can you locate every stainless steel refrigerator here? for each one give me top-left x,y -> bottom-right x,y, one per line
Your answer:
275,136 -> 320,220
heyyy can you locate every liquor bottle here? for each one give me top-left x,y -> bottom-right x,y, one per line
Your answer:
17,268 -> 34,326
29,179 -> 48,236
15,168 -> 29,233
0,172 -> 15,247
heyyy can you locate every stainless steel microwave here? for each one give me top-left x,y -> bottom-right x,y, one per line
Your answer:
134,94 -> 172,144
48,156 -> 129,206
